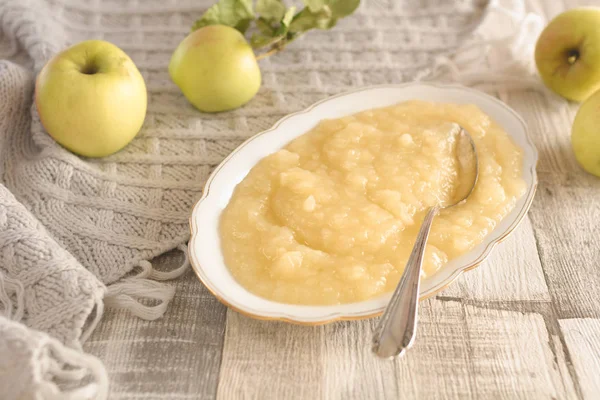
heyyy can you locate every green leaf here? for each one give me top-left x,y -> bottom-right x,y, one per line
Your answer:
256,0 -> 285,22
289,6 -> 335,33
234,18 -> 252,32
256,17 -> 275,35
303,0 -> 326,13
289,0 -> 359,33
281,6 -> 296,28
191,0 -> 255,33
252,6 -> 296,50
272,6 -> 296,36
251,33 -> 284,49
189,0 -> 360,59
329,0 -> 360,18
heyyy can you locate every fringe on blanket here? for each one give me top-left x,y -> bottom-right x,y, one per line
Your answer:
103,243 -> 190,321
0,271 -> 109,400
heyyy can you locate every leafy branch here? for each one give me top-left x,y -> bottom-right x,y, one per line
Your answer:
191,0 -> 360,59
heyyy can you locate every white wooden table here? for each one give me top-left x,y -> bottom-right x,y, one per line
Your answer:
86,0 -> 600,398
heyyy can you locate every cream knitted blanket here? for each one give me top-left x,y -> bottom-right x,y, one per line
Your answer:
0,0 -> 545,398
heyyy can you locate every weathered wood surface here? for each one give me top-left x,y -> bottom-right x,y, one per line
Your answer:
85,0 -> 600,398
559,319 -> 600,399
86,252 -> 228,400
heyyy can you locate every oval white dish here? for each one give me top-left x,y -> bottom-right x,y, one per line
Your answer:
188,83 -> 538,324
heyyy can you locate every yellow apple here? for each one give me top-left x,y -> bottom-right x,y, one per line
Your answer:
169,25 -> 261,113
572,89 -> 600,176
35,40 -> 147,158
535,8 -> 600,102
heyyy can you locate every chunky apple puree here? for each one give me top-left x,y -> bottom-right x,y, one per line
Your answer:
220,101 -> 526,305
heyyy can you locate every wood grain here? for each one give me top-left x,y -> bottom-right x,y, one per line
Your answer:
559,319 -> 600,399
441,218 -> 550,302
508,92 -> 600,319
218,298 -> 579,399
85,251 -> 228,400
463,304 -> 576,399
322,300 -> 473,400
216,311 -> 324,400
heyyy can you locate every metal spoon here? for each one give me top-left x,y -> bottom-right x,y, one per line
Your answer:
372,124 -> 479,359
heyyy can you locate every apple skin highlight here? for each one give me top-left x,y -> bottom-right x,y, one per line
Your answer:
35,40 -> 147,158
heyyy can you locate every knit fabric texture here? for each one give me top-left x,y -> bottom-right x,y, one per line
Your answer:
0,0 -> 546,397
0,0 -> 489,283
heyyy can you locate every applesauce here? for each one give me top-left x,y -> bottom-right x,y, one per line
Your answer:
220,101 -> 526,305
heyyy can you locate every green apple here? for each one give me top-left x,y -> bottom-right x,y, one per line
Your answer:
535,8 -> 600,102
572,89 -> 600,176
169,25 -> 261,113
35,40 -> 147,158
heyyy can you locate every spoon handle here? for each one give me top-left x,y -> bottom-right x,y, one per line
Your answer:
372,206 -> 439,359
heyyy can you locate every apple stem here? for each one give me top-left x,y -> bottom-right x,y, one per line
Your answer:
567,49 -> 579,65
255,46 -> 283,61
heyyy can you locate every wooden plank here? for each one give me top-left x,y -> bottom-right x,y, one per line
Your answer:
508,92 -> 588,186
316,298 -> 576,399
85,251 -> 228,400
463,304 -> 576,399
528,181 -> 600,319
322,299 -> 473,399
321,318 -> 404,399
508,91 -> 600,319
218,296 -> 573,400
441,218 -> 550,302
559,319 -> 600,399
216,311 -> 324,400
550,333 -> 581,400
